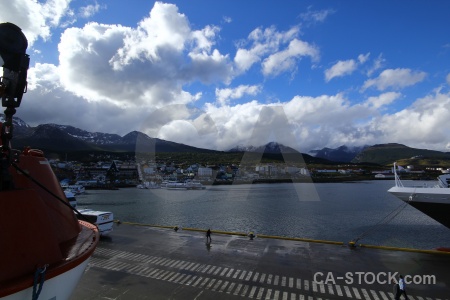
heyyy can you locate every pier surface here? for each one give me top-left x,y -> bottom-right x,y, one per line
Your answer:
72,224 -> 449,300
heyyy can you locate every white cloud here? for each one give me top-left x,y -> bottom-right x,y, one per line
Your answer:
78,2 -> 103,19
223,16 -> 232,24
300,8 -> 335,24
371,91 -> 450,149
215,85 -> 261,105
324,52 -> 370,82
262,39 -> 319,77
362,68 -> 427,91
0,0 -> 73,46
366,53 -> 385,77
202,90 -> 450,152
55,2 -> 234,108
234,25 -> 318,77
364,92 -> 402,109
201,93 -> 380,151
446,73 -> 450,86
358,53 -> 370,64
324,59 -> 357,82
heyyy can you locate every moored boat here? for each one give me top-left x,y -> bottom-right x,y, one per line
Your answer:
64,190 -> 114,236
185,180 -> 206,190
0,22 -> 99,299
388,162 -> 450,229
160,180 -> 188,190
160,180 -> 205,190
66,184 -> 86,195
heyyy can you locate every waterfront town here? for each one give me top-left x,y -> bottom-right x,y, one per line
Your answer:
51,157 -> 450,188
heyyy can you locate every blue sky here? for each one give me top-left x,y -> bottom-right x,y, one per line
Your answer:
1,0 -> 450,153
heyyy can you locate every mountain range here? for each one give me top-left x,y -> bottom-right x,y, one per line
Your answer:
2,114 -> 450,166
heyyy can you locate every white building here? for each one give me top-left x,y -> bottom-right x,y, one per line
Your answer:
198,167 -> 213,177
143,167 -> 155,174
299,168 -> 310,176
285,166 -> 300,174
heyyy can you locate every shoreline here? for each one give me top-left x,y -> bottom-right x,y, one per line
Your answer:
207,176 -> 392,185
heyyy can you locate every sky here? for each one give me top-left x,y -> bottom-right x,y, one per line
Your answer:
1,0 -> 450,153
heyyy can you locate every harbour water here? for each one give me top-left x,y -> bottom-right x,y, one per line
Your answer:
76,180 -> 450,250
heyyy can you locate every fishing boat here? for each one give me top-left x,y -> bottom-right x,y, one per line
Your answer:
0,22 -> 99,299
388,162 -> 450,229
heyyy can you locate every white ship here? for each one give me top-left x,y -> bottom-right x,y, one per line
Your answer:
388,162 -> 450,229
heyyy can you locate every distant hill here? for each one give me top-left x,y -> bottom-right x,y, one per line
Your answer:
3,115 -> 450,167
0,114 -> 31,137
229,142 -> 299,154
351,143 -> 450,165
228,142 -> 338,165
309,145 -> 367,162
13,124 -> 97,151
12,124 -> 219,155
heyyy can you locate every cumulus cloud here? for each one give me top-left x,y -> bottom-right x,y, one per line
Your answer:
0,0 -> 64,46
364,92 -> 402,109
324,59 -> 357,82
370,91 -> 450,149
447,73 -> 450,85
324,52 -> 370,82
362,68 -> 427,91
202,90 -> 450,152
262,39 -> 319,77
215,85 -> 261,106
199,94 -> 379,151
234,26 -> 318,77
55,2 -> 233,108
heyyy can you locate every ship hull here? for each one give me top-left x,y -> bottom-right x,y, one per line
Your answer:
1,258 -> 90,300
388,186 -> 450,229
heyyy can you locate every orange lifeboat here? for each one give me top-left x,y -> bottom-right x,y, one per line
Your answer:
0,22 -> 99,300
0,123 -> 99,299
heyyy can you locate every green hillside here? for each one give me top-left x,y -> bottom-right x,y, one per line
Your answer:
352,143 -> 450,166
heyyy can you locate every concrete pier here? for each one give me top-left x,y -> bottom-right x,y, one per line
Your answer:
71,224 -> 450,299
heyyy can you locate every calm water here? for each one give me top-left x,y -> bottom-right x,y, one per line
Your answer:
76,180 -> 450,249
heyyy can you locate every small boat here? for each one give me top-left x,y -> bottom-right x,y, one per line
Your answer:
0,22 -> 99,299
166,182 -> 188,190
77,209 -> 114,236
66,184 -> 86,195
388,162 -> 450,229
64,190 -> 114,236
137,181 -> 160,189
160,180 -> 187,190
160,180 -> 205,190
146,181 -> 161,189
185,180 -> 206,190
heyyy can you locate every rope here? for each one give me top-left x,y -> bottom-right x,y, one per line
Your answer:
11,162 -> 89,222
32,264 -> 48,300
351,193 -> 414,245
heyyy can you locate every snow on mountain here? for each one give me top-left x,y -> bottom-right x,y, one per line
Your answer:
309,145 -> 368,162
45,124 -> 123,145
228,142 -> 299,154
0,114 -> 30,128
